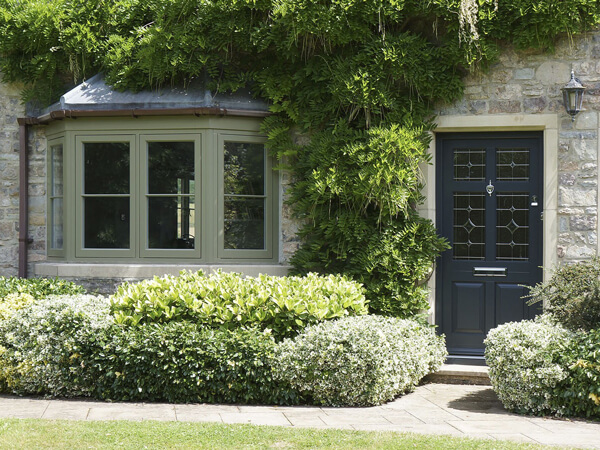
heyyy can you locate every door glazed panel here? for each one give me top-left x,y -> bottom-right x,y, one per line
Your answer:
437,132 -> 543,357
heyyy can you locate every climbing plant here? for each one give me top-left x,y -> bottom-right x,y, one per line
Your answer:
0,0 -> 598,317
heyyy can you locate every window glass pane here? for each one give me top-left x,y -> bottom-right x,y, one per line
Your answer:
148,196 -> 196,249
84,197 -> 130,249
224,142 -> 265,195
51,145 -> 63,196
51,198 -> 63,250
496,192 -> 529,260
148,141 -> 195,194
224,198 -> 265,249
496,148 -> 530,181
84,142 -> 130,194
453,192 -> 485,260
50,144 -> 63,250
454,149 -> 485,181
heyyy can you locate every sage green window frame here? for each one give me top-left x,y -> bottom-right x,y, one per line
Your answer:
46,117 -> 279,263
75,135 -> 136,258
218,134 -> 275,260
140,134 -> 202,259
47,139 -> 65,257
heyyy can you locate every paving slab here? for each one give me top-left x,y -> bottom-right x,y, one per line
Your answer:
0,397 -> 49,418
219,411 -> 292,427
1,384 -> 600,448
41,400 -> 91,420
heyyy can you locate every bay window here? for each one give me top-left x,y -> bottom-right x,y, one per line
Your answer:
47,118 -> 277,263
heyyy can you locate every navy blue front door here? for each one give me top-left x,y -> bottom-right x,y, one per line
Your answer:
436,132 -> 543,357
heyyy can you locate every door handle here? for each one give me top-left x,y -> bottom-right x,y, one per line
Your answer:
473,267 -> 507,277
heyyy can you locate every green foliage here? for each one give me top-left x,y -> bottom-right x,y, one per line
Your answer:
0,293 -> 35,322
110,270 -> 368,338
555,329 -> 600,419
528,259 -> 600,331
287,123 -> 449,316
79,322 -> 297,405
0,1 -> 598,316
0,294 -> 112,396
274,315 -> 447,406
484,315 -> 573,415
0,276 -> 86,300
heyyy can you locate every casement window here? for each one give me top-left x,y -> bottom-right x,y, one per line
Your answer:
47,119 -> 278,263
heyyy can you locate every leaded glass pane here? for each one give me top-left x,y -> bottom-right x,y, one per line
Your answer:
453,149 -> 486,181
224,142 -> 265,195
51,198 -> 63,250
84,142 -> 130,194
496,193 -> 529,260
224,197 -> 265,250
84,197 -> 130,249
453,192 -> 485,260
148,196 -> 196,249
148,142 -> 195,195
50,144 -> 63,250
496,148 -> 530,181
51,145 -> 63,197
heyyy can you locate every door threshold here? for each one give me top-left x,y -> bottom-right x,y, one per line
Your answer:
446,355 -> 487,366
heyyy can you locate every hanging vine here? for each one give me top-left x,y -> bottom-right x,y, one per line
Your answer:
0,0 -> 598,317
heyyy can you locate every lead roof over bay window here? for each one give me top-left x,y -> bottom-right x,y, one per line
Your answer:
43,75 -> 278,263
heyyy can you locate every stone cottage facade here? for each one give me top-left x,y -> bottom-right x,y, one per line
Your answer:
0,29 -> 599,357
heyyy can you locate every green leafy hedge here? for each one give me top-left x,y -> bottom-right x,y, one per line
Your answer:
556,329 -> 600,419
275,315 -> 447,406
0,294 -> 111,396
484,316 -> 571,415
485,316 -> 600,419
0,277 -> 85,300
110,270 -> 368,338
528,258 -> 600,332
80,322 -> 298,405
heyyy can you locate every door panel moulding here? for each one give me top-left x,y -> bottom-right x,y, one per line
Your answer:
421,114 -> 559,327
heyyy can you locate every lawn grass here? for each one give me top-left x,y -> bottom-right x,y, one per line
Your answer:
0,419 -> 556,449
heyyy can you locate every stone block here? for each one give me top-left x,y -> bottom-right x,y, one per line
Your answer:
559,186 -> 597,207
523,97 -> 547,113
559,217 -> 569,232
468,100 -> 487,114
488,100 -> 521,114
514,68 -> 535,80
566,244 -> 596,259
494,84 -> 522,100
536,61 -> 570,84
575,111 -> 599,130
570,215 -> 597,231
559,173 -> 576,186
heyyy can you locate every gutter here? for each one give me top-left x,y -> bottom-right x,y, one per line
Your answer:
32,106 -> 270,124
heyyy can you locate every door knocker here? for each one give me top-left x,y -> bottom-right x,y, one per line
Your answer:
486,180 -> 495,196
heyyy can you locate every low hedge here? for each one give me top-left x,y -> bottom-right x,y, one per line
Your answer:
527,259 -> 600,332
485,316 -> 571,415
79,323 -> 299,405
110,270 -> 368,338
485,316 -> 600,419
556,329 -> 600,419
274,315 -> 447,406
0,277 -> 85,299
0,294 -> 112,396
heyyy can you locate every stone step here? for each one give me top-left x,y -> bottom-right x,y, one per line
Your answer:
424,364 -> 491,385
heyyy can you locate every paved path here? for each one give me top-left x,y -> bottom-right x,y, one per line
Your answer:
1,383 -> 599,448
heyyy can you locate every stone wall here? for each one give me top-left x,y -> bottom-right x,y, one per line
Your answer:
0,82 -> 26,276
436,31 -> 600,262
27,125 -> 48,273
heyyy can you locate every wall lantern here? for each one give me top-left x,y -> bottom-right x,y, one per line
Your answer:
562,71 -> 585,121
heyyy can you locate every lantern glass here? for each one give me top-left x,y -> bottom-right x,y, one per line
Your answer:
562,71 -> 585,119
